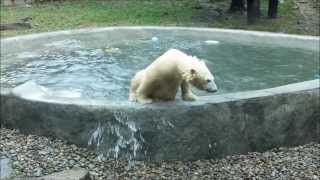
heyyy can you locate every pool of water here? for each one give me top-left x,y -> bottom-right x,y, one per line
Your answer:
1,34 -> 319,101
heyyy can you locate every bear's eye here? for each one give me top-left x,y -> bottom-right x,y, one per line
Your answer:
206,80 -> 211,83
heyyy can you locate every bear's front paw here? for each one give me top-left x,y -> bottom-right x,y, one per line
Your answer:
182,93 -> 198,101
137,97 -> 153,104
139,99 -> 153,104
129,94 -> 137,102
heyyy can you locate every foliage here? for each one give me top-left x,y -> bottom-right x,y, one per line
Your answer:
0,0 -> 308,37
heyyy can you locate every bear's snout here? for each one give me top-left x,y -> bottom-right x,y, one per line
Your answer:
206,81 -> 218,93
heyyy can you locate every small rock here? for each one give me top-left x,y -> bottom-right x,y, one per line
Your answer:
37,167 -> 94,180
34,167 -> 43,177
88,163 -> 95,169
39,150 -> 48,155
0,158 -> 13,179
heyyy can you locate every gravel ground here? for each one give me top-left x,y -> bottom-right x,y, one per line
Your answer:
1,128 -> 319,180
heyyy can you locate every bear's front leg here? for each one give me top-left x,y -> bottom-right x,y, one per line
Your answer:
129,70 -> 145,102
136,84 -> 153,104
181,80 -> 198,101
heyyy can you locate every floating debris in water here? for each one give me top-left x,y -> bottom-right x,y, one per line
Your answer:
204,40 -> 220,45
151,36 -> 159,42
17,52 -> 40,59
104,47 -> 121,54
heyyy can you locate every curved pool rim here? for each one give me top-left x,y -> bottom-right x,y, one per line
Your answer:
1,27 -> 319,161
1,26 -> 319,106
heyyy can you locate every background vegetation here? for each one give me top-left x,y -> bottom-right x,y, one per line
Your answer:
0,0 -> 315,37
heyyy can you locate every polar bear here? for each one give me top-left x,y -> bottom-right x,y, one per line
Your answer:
129,49 -> 218,103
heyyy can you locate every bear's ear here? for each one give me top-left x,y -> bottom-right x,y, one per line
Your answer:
190,69 -> 197,75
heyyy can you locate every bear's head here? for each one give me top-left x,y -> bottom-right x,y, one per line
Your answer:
189,58 -> 218,93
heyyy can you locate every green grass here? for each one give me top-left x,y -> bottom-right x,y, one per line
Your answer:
0,0 -> 309,37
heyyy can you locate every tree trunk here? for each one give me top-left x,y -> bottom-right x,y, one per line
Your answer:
268,0 -> 279,18
247,0 -> 261,24
229,0 -> 245,13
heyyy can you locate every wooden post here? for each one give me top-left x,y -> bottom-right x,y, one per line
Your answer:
268,0 -> 279,18
247,0 -> 261,24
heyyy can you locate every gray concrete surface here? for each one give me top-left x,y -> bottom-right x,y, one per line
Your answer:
1,80 -> 319,161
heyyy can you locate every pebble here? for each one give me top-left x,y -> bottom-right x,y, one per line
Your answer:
1,128 -> 319,180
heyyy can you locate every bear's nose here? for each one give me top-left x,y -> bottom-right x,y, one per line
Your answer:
207,88 -> 217,93
206,81 -> 218,93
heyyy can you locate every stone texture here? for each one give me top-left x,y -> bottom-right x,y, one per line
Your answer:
1,128 -> 319,179
0,158 -> 13,179
1,80 -> 319,161
36,168 -> 93,180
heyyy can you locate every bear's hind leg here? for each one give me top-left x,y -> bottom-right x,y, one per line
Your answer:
181,80 -> 197,101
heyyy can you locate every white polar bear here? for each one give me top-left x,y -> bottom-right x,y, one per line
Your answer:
129,49 -> 218,103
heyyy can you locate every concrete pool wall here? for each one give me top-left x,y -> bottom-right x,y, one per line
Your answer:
1,27 -> 319,161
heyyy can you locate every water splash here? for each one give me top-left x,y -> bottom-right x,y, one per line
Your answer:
161,117 -> 175,128
88,111 -> 144,163
88,122 -> 105,147
109,111 -> 141,160
44,39 -> 83,49
17,52 -> 40,59
204,40 -> 220,45
54,89 -> 82,98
